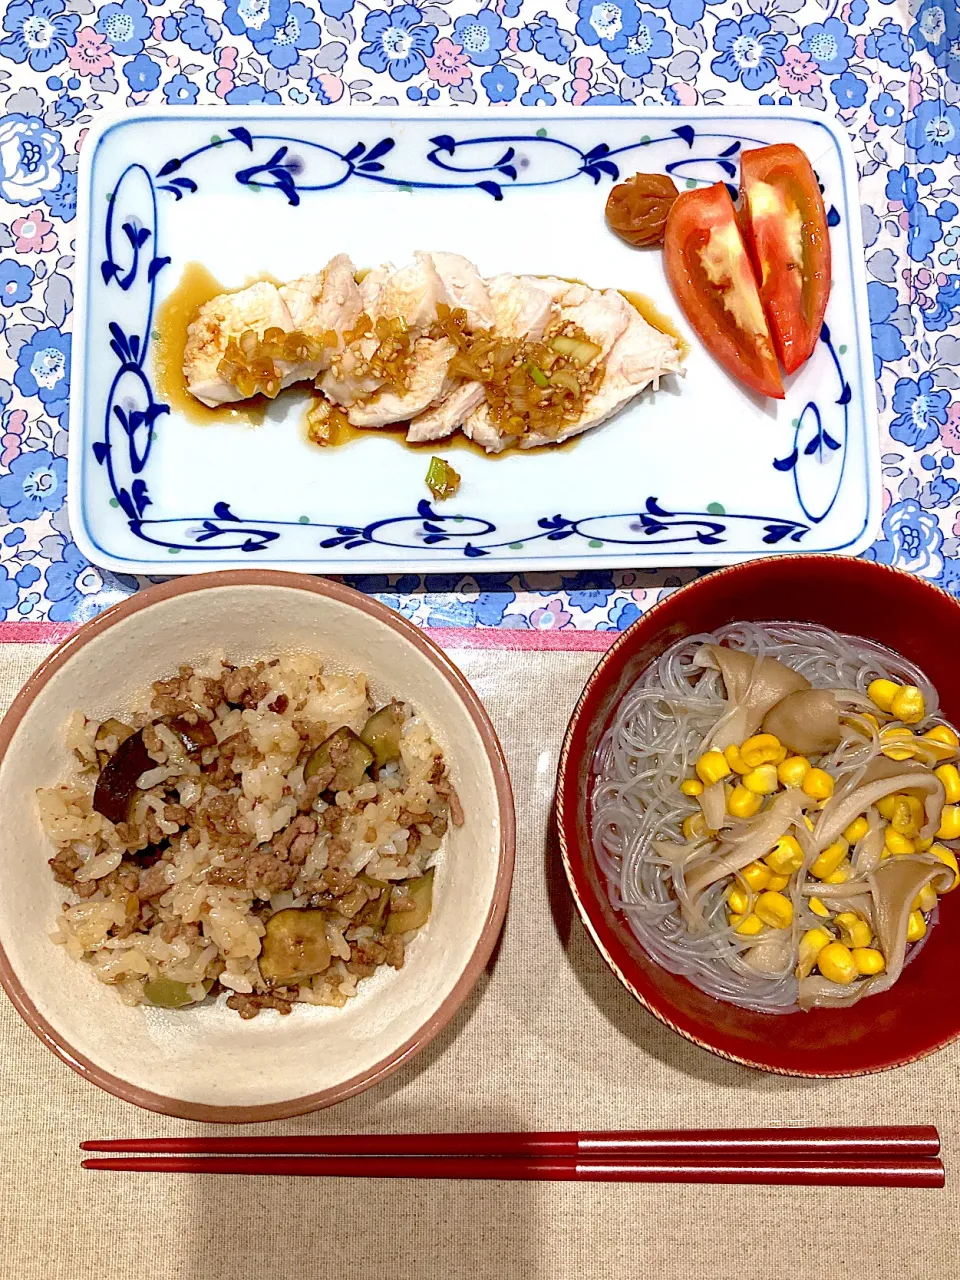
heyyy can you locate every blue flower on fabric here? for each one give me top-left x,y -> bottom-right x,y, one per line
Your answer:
481,61 -> 517,101
800,17 -> 854,75
0,259 -> 33,306
499,0 -> 521,13
0,447 -> 66,520
520,82 -> 555,105
318,0 -> 352,17
161,13 -> 178,38
0,566 -> 19,619
906,101 -> 960,165
923,274 -> 960,332
515,25 -> 533,51
0,0 -> 78,71
608,10 -> 671,77
584,90 -> 631,104
252,0 -> 320,67
223,0 -> 286,40
830,70 -> 866,109
910,2 -> 953,62
178,2 -> 218,53
867,281 -> 908,379
908,202 -> 944,261
886,163 -> 917,209
54,90 -> 82,118
224,82 -> 282,102
922,474 -> 959,509
866,19 -> 911,71
868,499 -> 944,578
847,0 -> 868,24
452,9 -> 506,65
45,542 -> 138,624
0,114 -> 62,207
871,92 -> 903,127
46,169 -> 75,221
123,51 -> 161,91
94,0 -> 151,55
13,325 -> 70,417
599,600 -> 642,631
646,0 -> 704,29
163,72 -> 199,102
711,14 -> 785,91
359,6 -> 436,82
889,374 -> 950,450
532,14 -> 574,63
576,0 -> 639,51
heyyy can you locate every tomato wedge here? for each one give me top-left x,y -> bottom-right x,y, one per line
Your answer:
739,143 -> 831,375
663,182 -> 784,400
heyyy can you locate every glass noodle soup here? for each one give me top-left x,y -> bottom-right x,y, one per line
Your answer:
591,623 -> 960,1015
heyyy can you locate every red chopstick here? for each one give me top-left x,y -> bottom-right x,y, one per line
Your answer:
81,1125 -> 940,1160
80,1153 -> 944,1188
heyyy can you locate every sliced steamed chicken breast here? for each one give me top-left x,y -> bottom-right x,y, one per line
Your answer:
522,298 -> 684,449
407,380 -> 486,443
183,281 -> 297,408
347,338 -> 458,428
279,253 -> 363,355
427,252 -> 495,330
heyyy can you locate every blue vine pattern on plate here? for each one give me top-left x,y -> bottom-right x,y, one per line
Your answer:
84,122 -> 849,561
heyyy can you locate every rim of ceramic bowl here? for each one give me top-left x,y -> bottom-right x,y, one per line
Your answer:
555,554 -> 960,1078
0,570 -> 516,1122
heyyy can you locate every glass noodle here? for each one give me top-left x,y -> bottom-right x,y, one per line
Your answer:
590,622 -> 942,1014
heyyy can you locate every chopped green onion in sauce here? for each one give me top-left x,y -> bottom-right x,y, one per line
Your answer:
425,456 -> 461,501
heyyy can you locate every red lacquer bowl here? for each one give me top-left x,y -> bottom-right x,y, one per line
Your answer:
556,555 -> 960,1076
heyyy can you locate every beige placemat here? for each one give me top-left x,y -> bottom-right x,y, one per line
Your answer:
0,643 -> 955,1280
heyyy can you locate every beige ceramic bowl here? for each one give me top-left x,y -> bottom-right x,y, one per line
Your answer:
0,572 -> 514,1121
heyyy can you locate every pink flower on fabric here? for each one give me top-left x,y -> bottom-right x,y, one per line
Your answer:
314,72 -> 344,103
67,28 -> 114,76
530,599 -> 572,630
425,38 -> 470,86
1,410 -> 27,468
940,402 -> 960,456
12,212 -> 57,254
909,64 -> 922,110
777,46 -> 820,92
670,82 -> 697,105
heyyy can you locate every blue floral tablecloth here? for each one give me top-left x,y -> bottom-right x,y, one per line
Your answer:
0,0 -> 956,631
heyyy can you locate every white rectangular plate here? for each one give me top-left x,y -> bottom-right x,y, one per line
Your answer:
69,107 -> 879,574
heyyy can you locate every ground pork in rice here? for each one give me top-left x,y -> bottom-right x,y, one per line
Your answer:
39,654 -> 461,1017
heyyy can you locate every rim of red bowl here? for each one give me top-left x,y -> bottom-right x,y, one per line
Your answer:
0,570 -> 516,1122
556,554 -> 960,1078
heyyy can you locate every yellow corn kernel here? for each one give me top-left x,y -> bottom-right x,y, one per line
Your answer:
868,678 -> 900,712
937,805 -> 960,840
810,839 -> 849,880
861,712 -> 881,733
765,835 -> 804,875
881,728 -> 916,762
766,872 -> 790,891
680,778 -> 704,797
797,927 -> 833,978
724,743 -> 750,775
913,883 -> 939,913
682,814 -> 707,841
884,828 -> 916,856
727,884 -> 751,915
924,724 -> 960,748
817,941 -> 858,985
755,890 -> 793,929
835,912 -> 872,949
740,861 -> 772,892
876,794 -> 899,821
928,842 -> 959,891
852,947 -> 886,976
732,911 -> 764,937
916,835 -> 934,851
891,794 -> 924,838
823,858 -> 853,884
696,750 -> 731,787
777,755 -> 811,788
809,896 -> 831,918
935,764 -> 960,804
843,815 -> 870,844
802,768 -> 834,800
739,734 -> 785,769
742,764 -> 779,795
891,684 -> 925,725
727,785 -> 763,818
906,910 -> 927,943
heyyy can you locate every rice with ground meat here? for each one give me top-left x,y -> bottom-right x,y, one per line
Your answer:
38,654 -> 458,1018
